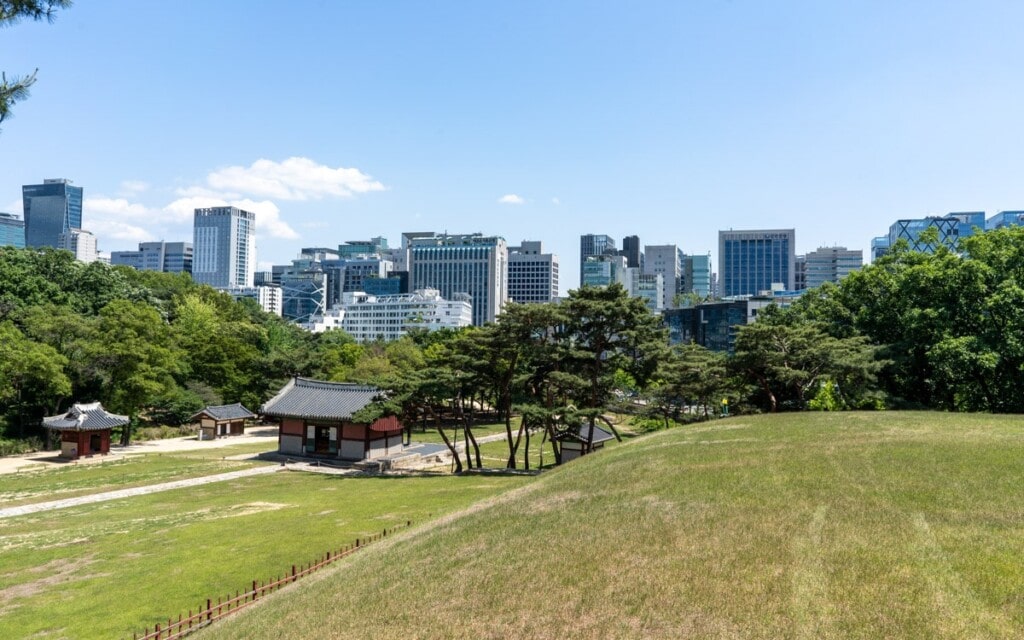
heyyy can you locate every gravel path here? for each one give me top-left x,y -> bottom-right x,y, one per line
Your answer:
0,465 -> 282,519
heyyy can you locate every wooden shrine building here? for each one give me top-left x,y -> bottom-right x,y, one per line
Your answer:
262,377 -> 404,461
554,422 -> 616,463
42,402 -> 129,459
192,403 -> 256,440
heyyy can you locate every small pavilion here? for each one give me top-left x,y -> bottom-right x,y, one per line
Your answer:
42,402 -> 129,459
192,403 -> 256,440
262,377 -> 403,461
554,422 -> 616,463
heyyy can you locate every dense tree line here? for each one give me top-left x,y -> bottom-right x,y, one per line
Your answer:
4,227 -> 1023,462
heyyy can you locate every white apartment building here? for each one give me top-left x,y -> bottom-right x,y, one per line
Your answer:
229,285 -> 283,317
643,244 -> 681,308
57,228 -> 98,263
305,288 -> 472,342
193,206 -> 256,289
508,240 -> 559,304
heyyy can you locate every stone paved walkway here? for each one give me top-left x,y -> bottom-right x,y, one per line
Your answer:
0,465 -> 282,519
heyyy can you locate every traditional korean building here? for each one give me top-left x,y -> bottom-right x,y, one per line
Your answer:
192,403 -> 256,440
262,378 -> 403,461
42,402 -> 129,459
554,423 -> 616,463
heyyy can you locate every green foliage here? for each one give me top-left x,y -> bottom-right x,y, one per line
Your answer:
808,379 -> 841,411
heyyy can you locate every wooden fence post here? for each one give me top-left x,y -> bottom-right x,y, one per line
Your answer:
207,598 -> 212,622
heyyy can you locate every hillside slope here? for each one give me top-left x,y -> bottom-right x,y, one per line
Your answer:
201,412 -> 1024,639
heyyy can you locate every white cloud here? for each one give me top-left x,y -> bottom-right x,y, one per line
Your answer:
88,219 -> 156,244
3,199 -> 22,216
499,194 -> 525,205
163,196 -> 227,224
118,180 -> 149,196
162,196 -> 298,240
233,198 -> 299,240
205,157 -> 386,201
86,197 -> 152,220
551,197 -> 561,205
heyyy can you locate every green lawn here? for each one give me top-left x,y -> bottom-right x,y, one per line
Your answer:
199,412 -> 1024,640
0,469 -> 531,639
0,441 -> 277,507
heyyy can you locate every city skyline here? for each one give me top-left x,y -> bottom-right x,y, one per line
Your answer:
5,3 -> 1024,292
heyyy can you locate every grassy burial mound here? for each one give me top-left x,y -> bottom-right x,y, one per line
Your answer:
202,412 -> 1024,640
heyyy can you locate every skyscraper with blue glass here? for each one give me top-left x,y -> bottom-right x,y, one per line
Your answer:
0,212 -> 25,248
718,229 -> 795,297
22,178 -> 83,248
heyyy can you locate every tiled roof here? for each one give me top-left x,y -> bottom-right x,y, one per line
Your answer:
261,378 -> 384,421
42,402 -> 130,431
555,423 -> 616,444
192,403 -> 256,422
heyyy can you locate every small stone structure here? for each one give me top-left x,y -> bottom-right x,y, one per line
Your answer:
42,402 -> 129,459
192,403 -> 256,440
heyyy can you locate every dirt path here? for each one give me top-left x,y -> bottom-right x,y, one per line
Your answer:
0,426 -> 279,475
0,465 -> 282,519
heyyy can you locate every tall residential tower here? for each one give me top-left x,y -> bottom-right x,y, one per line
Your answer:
192,206 -> 256,289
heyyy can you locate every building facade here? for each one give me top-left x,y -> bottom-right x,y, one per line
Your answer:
621,235 -> 642,269
57,229 -> 98,263
508,240 -> 559,304
718,229 -> 796,297
407,233 -> 508,326
110,241 -> 193,273
986,210 -> 1024,230
192,206 -> 256,289
306,288 -> 473,341
643,244 -> 682,307
579,234 -> 618,287
683,253 -> 712,299
582,254 -> 628,288
22,178 -> 83,248
626,268 -> 664,311
804,246 -> 862,290
0,212 -> 25,248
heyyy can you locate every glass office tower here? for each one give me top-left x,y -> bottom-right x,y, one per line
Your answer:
22,179 -> 83,248
718,229 -> 796,297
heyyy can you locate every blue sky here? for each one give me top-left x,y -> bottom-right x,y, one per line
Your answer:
4,1 -> 1024,291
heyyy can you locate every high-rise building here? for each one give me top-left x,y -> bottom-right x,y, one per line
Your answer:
794,255 -> 807,291
683,253 -> 712,299
57,228 -> 98,263
192,206 -> 256,289
643,245 -> 682,307
0,212 -> 25,248
338,237 -> 389,259
885,212 -> 983,254
804,246 -> 862,290
582,254 -> 628,288
718,229 -> 796,297
579,234 -> 617,287
110,241 -> 193,273
621,235 -> 642,269
626,268 -> 663,311
407,233 -> 508,326
870,236 -> 890,262
508,240 -> 559,304
22,178 -> 83,248
986,210 -> 1024,230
